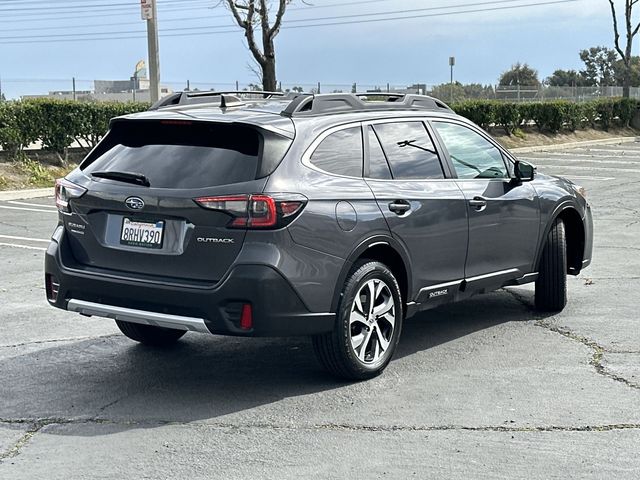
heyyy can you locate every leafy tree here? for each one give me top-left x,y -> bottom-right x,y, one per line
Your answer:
499,62 -> 540,86
579,46 -> 618,87
613,56 -> 640,87
545,69 -> 588,87
225,1 -> 290,91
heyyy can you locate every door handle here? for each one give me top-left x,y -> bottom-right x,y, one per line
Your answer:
469,196 -> 488,210
388,200 -> 411,215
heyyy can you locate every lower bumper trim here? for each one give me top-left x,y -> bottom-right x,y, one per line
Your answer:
67,299 -> 211,334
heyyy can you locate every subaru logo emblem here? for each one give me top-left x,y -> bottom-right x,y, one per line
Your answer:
125,197 -> 145,210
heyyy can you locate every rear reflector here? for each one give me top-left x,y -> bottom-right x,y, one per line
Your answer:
240,304 -> 253,330
45,274 -> 60,303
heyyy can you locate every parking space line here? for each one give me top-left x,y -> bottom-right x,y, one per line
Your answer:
0,242 -> 47,251
7,200 -> 57,209
0,234 -> 50,243
518,155 -> 640,165
531,164 -> 640,174
555,175 -> 616,181
0,205 -> 57,214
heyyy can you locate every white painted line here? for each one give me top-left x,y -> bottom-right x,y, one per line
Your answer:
0,188 -> 54,201
0,234 -> 50,243
7,200 -> 57,209
536,164 -> 640,174
0,205 -> 57,214
0,242 -> 47,251
519,156 -> 640,166
557,175 -> 616,181
524,151 -> 640,161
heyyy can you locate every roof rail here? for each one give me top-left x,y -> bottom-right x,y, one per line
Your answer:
280,93 -> 453,117
149,90 -> 285,110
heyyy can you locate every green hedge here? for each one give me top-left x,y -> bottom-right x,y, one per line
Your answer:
0,98 -> 638,164
0,99 -> 149,164
451,98 -> 640,135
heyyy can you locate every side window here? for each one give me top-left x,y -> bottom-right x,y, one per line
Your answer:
367,126 -> 392,179
432,122 -> 508,179
373,122 -> 444,179
310,127 -> 363,177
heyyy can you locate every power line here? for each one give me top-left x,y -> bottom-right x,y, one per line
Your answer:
0,1 -> 216,21
0,0 -> 576,41
0,0 -> 212,13
0,0 -> 391,23
0,0 -> 579,45
0,0 -> 533,33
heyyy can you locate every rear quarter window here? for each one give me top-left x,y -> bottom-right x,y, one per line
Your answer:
309,127 -> 363,177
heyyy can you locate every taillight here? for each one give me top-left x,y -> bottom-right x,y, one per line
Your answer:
55,178 -> 87,213
194,194 -> 306,229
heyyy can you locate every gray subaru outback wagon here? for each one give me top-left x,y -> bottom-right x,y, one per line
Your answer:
45,92 -> 593,379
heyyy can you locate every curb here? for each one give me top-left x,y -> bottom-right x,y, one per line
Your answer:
0,188 -> 54,201
510,136 -> 640,154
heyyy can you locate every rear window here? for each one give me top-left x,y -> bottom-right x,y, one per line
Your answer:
82,121 -> 272,189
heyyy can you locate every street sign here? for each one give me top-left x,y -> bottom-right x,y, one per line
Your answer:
449,56 -> 456,67
141,0 -> 154,20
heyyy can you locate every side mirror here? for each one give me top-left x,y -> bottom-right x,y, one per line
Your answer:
514,160 -> 535,182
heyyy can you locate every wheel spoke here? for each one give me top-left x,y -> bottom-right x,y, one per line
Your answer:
373,330 -> 381,359
366,280 -> 377,316
376,323 -> 390,352
357,327 -> 374,361
380,312 -> 395,330
373,295 -> 394,316
354,292 -> 365,315
350,310 -> 367,327
351,331 -> 366,350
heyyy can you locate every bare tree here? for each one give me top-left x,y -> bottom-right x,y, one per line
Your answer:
225,0 -> 289,92
607,0 -> 640,97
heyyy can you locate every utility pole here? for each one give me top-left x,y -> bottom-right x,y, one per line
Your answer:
72,77 -> 76,101
142,0 -> 160,103
449,56 -> 455,103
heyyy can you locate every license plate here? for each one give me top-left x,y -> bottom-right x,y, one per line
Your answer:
120,218 -> 164,249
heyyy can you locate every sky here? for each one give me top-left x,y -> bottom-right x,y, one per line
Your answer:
0,0 -> 628,98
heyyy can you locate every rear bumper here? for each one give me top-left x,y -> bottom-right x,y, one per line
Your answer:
45,228 -> 335,337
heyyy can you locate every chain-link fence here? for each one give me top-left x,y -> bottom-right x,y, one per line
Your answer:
2,77 -> 639,103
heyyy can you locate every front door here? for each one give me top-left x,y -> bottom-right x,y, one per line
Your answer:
430,120 -> 540,289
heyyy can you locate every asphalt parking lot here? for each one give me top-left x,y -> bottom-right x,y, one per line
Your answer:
0,141 -> 639,479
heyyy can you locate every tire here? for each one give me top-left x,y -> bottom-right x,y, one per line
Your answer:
115,320 -> 186,346
313,260 -> 403,380
535,218 -> 567,312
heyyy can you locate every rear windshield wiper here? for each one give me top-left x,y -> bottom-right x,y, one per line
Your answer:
91,171 -> 151,187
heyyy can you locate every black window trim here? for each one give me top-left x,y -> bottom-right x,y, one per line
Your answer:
364,124 -> 394,180
427,117 -> 515,181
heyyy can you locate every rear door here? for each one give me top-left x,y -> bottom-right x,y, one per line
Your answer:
430,120 -> 539,287
364,119 -> 468,304
64,119 -> 289,283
